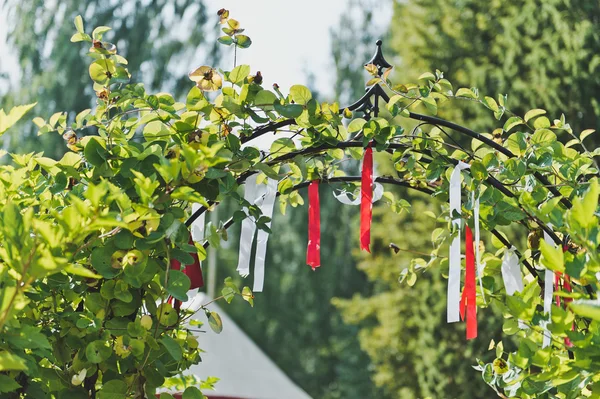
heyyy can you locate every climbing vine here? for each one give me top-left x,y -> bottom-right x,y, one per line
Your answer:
1,10 -> 599,399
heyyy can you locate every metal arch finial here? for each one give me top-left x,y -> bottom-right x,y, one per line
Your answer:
366,39 -> 392,75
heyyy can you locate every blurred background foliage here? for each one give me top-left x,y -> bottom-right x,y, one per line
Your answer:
1,0 -> 219,158
390,0 -> 600,135
2,0 -> 600,398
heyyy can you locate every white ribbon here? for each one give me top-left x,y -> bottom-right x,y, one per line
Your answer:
472,191 -> 486,304
542,229 -> 556,348
190,203 -> 206,244
237,174 -> 278,292
237,176 -> 261,278
333,182 -> 384,205
501,248 -> 523,296
448,161 -> 470,323
252,178 -> 278,292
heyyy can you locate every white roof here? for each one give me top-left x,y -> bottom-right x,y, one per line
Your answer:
181,292 -> 313,399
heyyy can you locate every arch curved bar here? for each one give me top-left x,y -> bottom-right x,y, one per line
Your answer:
197,175 -> 539,283
187,137 -> 561,249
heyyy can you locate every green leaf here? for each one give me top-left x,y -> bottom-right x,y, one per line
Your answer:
348,118 -> 367,134
114,280 -> 133,303
455,88 -> 477,99
242,286 -> 254,307
540,239 -> 564,272
533,116 -> 551,129
83,136 -> 108,166
207,311 -> 223,333
503,116 -> 523,132
289,85 -> 312,105
273,102 -> 303,118
65,264 -> 102,279
70,32 -> 92,43
182,386 -> 205,399
580,129 -> 595,142
86,340 -> 112,363
143,121 -> 171,141
92,26 -> 111,40
157,303 -> 178,326
6,324 -> 51,350
470,161 -> 488,180
218,36 -> 234,46
228,65 -> 250,85
89,60 -> 115,85
570,179 -> 599,229
531,129 -> 556,146
222,286 -> 236,303
235,34 -> 252,48
0,351 -> 28,371
186,86 -> 208,111
166,270 -> 191,302
160,336 -> 183,361
97,380 -> 127,399
0,375 -> 21,393
254,90 -> 278,109
502,319 -> 519,335
569,300 -> 600,321
505,132 -> 527,156
483,96 -> 499,112
418,72 -> 436,81
420,97 -> 437,114
253,163 -> 279,179
90,246 -> 120,278
524,108 -> 546,123
74,15 -> 84,33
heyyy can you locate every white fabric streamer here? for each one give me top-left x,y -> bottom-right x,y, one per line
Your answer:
333,182 -> 384,205
190,203 -> 206,244
448,161 -> 470,323
253,178 -> 278,292
501,248 -> 524,296
237,176 -> 261,278
542,229 -> 556,348
472,191 -> 486,304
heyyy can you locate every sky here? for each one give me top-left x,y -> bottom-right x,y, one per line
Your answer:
0,0 -> 391,98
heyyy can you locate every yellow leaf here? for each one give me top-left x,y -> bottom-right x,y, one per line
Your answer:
524,108 -> 546,123
366,77 -> 381,87
364,63 -> 378,76
188,66 -> 222,92
382,67 -> 393,81
0,103 -> 37,135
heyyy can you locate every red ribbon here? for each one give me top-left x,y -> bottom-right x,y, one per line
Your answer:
460,225 -> 478,340
306,180 -> 321,270
170,234 -> 204,310
360,145 -> 373,252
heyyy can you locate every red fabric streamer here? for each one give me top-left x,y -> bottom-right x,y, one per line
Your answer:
306,180 -> 321,270
460,225 -> 478,340
170,234 -> 204,310
360,145 -> 374,252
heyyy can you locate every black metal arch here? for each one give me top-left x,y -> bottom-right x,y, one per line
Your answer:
183,40 -> 582,290
198,175 -> 538,280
